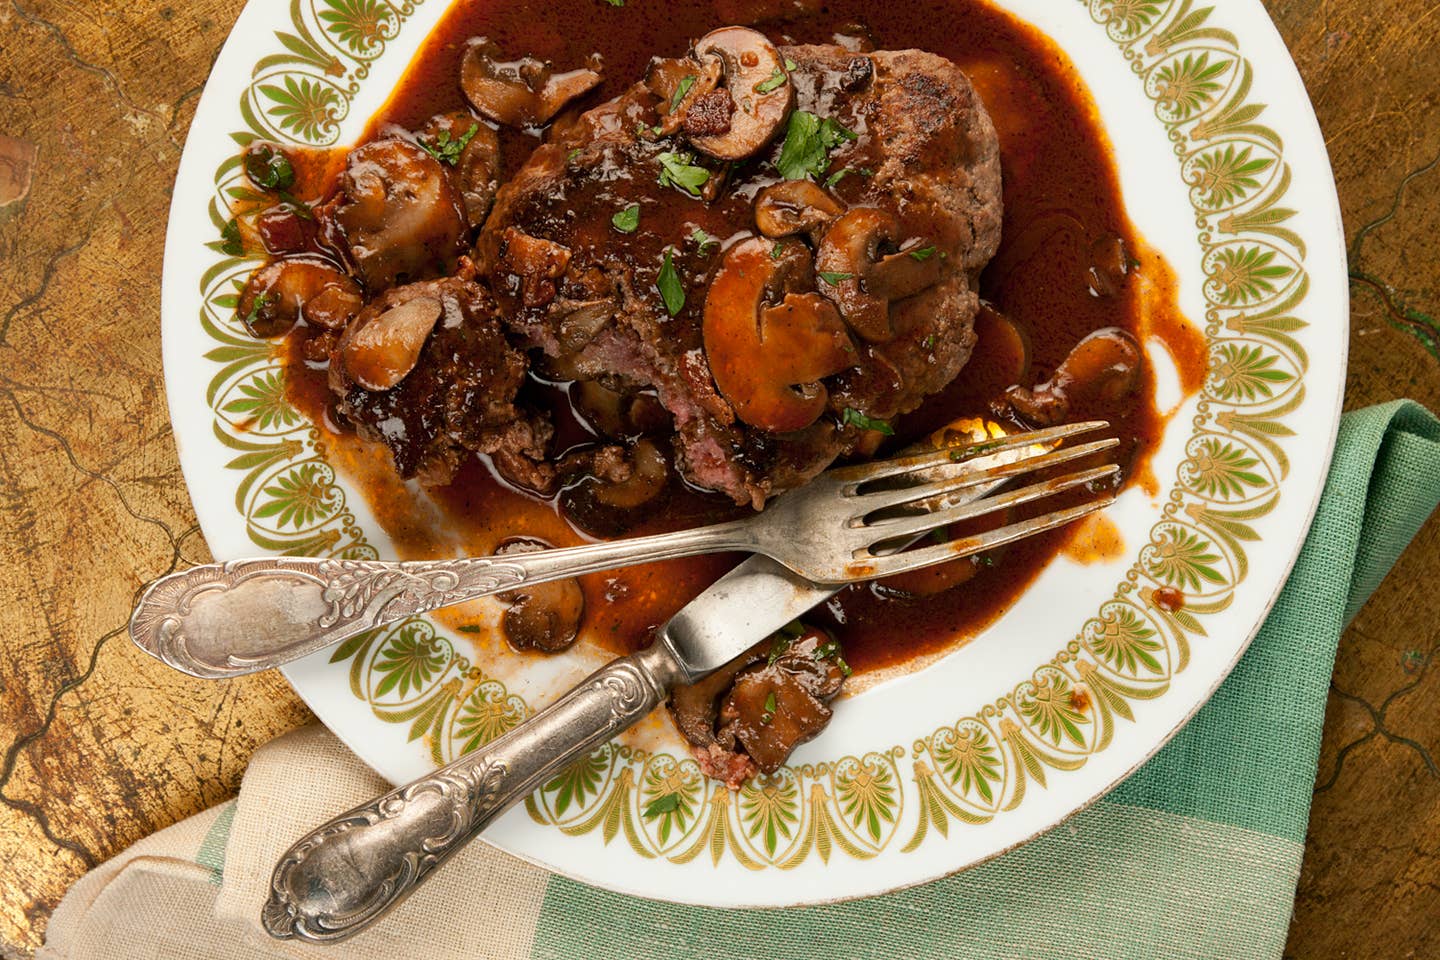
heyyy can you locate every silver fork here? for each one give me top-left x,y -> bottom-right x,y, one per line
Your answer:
259,419 -> 1118,942
130,420 -> 1118,680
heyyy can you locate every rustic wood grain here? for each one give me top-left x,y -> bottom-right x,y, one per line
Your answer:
0,0 -> 1435,956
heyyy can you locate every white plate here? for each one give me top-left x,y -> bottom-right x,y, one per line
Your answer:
161,0 -> 1347,906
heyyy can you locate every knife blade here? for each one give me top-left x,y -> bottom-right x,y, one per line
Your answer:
656,553 -> 843,679
656,467 -> 1010,680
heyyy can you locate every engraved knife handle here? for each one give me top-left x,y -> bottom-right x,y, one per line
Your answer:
261,641 -> 686,943
129,523 -> 748,679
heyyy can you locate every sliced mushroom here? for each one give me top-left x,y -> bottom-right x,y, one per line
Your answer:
645,55 -> 723,136
687,27 -> 794,161
414,112 -> 502,228
461,39 -> 603,128
496,228 -> 572,308
754,180 -> 845,240
555,297 -> 618,353
494,537 -> 585,654
703,237 -> 856,434
333,138 -> 467,291
668,642 -> 766,788
338,294 -> 442,391
559,438 -> 673,537
867,246 -> 948,300
1006,328 -> 1142,426
815,208 -> 946,343
1086,233 -> 1132,298
593,438 -> 669,508
238,258 -> 364,337
714,627 -> 847,775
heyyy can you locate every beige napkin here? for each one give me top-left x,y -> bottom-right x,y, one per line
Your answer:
40,723 -> 553,960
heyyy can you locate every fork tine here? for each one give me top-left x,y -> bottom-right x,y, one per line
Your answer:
857,465 -> 1120,544
850,496 -> 1117,579
853,438 -> 1120,513
828,420 -> 1111,484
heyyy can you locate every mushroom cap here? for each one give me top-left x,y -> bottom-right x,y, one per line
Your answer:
238,258 -> 363,338
461,39 -> 603,128
703,237 -> 856,433
333,138 -> 467,292
754,179 -> 845,239
415,112 -> 502,228
688,27 -> 794,161
815,207 -> 898,342
1006,327 -> 1142,426
494,537 -> 585,654
339,294 -> 443,392
815,208 -> 948,343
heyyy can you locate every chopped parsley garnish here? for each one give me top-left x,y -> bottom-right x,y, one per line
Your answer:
824,166 -> 874,188
242,292 -> 275,328
767,634 -> 792,666
977,553 -> 996,567
775,110 -> 857,181
691,227 -> 719,254
671,75 -> 697,111
908,245 -> 938,261
817,271 -> 853,285
566,147 -> 582,163
657,248 -> 685,315
784,57 -> 799,71
814,640 -> 852,677
657,150 -> 710,197
766,621 -> 804,665
754,67 -> 788,94
419,123 -> 479,166
923,333 -> 937,350
456,624 -> 483,634
244,144 -> 295,192
643,794 -> 680,819
842,407 -> 894,436
764,692 -> 778,713
770,241 -> 784,260
611,203 -> 640,233
603,0 -> 624,6
220,218 -> 244,256
278,192 -> 314,220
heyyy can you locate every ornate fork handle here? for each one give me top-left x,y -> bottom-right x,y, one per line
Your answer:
261,641 -> 687,943
129,523 -> 748,679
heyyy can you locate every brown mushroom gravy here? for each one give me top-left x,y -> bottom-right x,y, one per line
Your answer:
241,0 -> 1207,777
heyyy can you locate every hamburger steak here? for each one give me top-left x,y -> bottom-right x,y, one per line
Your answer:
477,34 -> 1004,506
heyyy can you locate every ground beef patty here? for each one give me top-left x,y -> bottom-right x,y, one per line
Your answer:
479,37 -> 1003,507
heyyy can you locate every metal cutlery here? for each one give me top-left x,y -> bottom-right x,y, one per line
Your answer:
130,420 -> 1116,681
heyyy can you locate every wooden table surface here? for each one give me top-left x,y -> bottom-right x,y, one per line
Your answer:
1,0 -> 1437,955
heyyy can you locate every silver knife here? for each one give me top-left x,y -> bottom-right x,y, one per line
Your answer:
262,465 -> 1008,943
259,554 -> 843,943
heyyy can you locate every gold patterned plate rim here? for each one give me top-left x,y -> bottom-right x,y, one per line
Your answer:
159,0 -> 1348,906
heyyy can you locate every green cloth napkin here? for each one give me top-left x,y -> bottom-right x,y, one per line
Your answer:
531,400 -> 1440,960
41,403 -> 1440,960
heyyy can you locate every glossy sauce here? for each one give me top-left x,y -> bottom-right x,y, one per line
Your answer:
280,0 -> 1207,673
